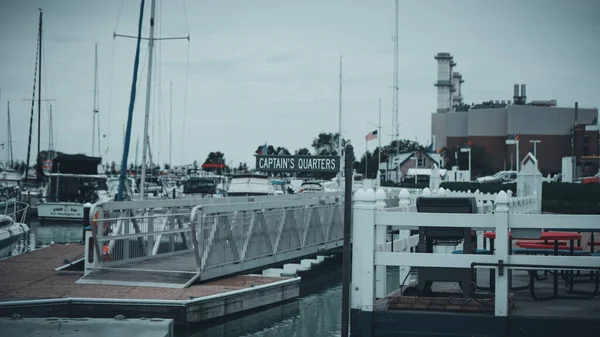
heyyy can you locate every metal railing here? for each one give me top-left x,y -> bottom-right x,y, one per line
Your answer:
0,200 -> 29,224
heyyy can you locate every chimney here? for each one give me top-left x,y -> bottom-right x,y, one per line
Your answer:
520,84 -> 527,104
575,101 -> 579,123
513,84 -> 519,103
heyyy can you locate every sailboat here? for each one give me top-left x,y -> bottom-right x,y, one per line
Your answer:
116,0 -> 189,201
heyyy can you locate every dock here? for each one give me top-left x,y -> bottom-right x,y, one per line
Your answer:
0,244 -> 300,325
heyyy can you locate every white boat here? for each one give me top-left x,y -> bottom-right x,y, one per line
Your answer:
37,154 -> 111,223
226,173 -> 278,197
38,173 -> 111,223
0,201 -> 30,259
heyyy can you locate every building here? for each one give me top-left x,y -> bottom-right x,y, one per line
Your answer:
431,53 -> 599,175
380,149 -> 443,183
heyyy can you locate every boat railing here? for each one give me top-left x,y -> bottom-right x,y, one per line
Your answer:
0,200 -> 30,224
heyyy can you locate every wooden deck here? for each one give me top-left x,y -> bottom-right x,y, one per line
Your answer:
359,269 -> 600,336
0,244 -> 300,325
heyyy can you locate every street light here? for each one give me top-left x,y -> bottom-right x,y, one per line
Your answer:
529,140 -> 541,158
460,146 -> 471,181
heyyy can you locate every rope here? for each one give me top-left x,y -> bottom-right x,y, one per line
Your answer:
117,0 -> 146,201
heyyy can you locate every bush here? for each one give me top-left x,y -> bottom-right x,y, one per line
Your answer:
541,182 -> 600,204
440,182 -> 516,195
542,200 -> 600,214
439,181 -> 600,214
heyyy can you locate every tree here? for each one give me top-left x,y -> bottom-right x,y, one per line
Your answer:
193,160 -> 198,170
237,162 -> 248,172
445,144 -> 494,177
254,145 -> 290,156
311,132 -> 347,156
203,151 -> 226,173
295,148 -> 311,155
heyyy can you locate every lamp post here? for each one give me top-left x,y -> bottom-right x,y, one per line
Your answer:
529,140 -> 541,158
460,146 -> 471,181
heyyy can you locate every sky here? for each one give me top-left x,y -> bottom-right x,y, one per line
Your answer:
0,0 -> 599,168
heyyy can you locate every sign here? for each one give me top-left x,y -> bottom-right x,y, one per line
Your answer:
255,155 -> 340,173
38,203 -> 84,219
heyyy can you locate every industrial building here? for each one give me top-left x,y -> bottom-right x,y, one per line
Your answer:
431,53 -> 599,176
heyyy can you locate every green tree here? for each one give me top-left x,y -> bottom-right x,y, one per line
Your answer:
254,145 -> 291,156
203,151 -> 226,173
445,144 -> 494,177
295,148 -> 311,155
237,162 -> 248,172
311,132 -> 347,156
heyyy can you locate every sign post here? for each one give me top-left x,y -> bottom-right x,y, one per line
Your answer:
341,143 -> 353,337
254,149 -> 353,336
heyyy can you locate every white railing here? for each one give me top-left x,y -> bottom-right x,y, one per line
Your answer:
351,187 -> 599,317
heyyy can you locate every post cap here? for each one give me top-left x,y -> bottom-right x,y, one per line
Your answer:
84,202 -> 93,208
375,188 -> 387,200
354,187 -> 376,202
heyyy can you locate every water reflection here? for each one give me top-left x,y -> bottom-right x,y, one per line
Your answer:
177,261 -> 401,337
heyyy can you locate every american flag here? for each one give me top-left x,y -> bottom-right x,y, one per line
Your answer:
365,130 -> 378,141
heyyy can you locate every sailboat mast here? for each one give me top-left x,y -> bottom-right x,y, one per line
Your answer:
48,104 -> 54,160
337,54 -> 343,187
139,0 -> 157,200
135,134 -> 139,175
37,8 -> 43,185
92,43 -> 99,156
169,81 -> 172,172
7,101 -> 13,165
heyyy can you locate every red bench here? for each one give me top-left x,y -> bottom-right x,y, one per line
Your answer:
516,242 -> 584,250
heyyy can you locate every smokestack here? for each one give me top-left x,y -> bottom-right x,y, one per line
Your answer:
520,84 -> 527,104
513,84 -> 519,103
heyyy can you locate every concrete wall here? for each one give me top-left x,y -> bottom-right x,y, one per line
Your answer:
507,106 -> 597,135
431,113 -> 447,148
445,111 -> 468,137
468,108 -> 507,136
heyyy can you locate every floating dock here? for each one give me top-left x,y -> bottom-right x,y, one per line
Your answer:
0,245 -> 300,325
0,316 -> 174,337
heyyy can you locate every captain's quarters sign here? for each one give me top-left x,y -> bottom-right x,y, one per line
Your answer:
255,155 -> 340,173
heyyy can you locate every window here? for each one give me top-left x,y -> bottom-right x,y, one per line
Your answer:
584,134 -> 589,156
417,157 -> 425,168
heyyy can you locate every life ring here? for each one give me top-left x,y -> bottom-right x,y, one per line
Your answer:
92,211 -> 110,231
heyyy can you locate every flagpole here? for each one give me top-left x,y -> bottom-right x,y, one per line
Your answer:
365,136 -> 368,178
378,99 -> 382,175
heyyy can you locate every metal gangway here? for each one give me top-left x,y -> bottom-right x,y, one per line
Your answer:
79,191 -> 403,288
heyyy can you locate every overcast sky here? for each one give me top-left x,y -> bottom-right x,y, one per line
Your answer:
1,0 -> 598,168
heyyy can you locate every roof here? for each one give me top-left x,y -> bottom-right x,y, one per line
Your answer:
379,150 -> 441,171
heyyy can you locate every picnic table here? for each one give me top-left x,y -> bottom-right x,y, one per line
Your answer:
482,231 -> 587,299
